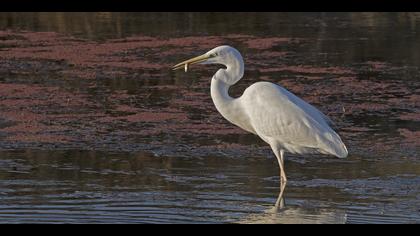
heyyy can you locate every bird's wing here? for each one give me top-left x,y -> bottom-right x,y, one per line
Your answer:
242,82 -> 347,157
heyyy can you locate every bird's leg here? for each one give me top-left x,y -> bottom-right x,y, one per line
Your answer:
270,144 -> 287,186
277,149 -> 287,185
270,148 -> 287,212
273,180 -> 286,211
267,144 -> 288,212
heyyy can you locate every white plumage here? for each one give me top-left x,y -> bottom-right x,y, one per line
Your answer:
241,81 -> 347,157
173,45 -> 348,185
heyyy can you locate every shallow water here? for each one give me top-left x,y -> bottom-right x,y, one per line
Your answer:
0,12 -> 419,223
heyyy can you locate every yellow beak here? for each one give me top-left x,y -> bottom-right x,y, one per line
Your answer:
172,54 -> 211,71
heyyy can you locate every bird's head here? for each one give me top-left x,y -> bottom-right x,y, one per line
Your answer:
172,45 -> 244,85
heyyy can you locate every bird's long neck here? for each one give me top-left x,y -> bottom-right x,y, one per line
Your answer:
210,62 -> 243,104
210,76 -> 234,113
210,69 -> 246,130
209,55 -> 255,133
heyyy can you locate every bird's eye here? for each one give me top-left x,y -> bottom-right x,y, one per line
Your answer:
211,53 -> 218,57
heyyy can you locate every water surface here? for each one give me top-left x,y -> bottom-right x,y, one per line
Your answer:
0,12 -> 419,223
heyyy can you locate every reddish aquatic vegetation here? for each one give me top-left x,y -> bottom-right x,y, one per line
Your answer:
364,61 -> 388,71
99,61 -> 163,70
154,48 -> 185,57
303,76 -> 325,81
259,65 -> 355,75
99,111 -> 188,123
19,31 -> 69,43
0,83 -> 53,97
166,36 -> 225,49
0,31 -> 250,81
258,51 -> 289,57
179,90 -> 208,98
0,81 -> 98,145
343,102 -> 390,113
1,110 -> 44,123
200,142 -> 252,151
107,36 -> 157,43
5,134 -> 72,143
0,29 -> 418,160
1,123 -> 65,133
225,34 -> 255,39
108,90 -> 136,100
408,94 -> 420,105
0,31 -> 58,46
47,113 -> 102,120
399,113 -> 420,121
0,30 -> 13,37
150,85 -> 180,90
334,77 -> 388,91
342,126 -> 375,132
115,104 -> 140,113
123,112 -> 188,122
0,31 -> 309,83
60,69 -> 97,79
0,31 -> 167,74
150,122 -> 246,135
0,99 -> 47,107
244,37 -> 294,50
398,128 -> 420,146
387,93 -> 420,111
0,109 -> 72,144
1,122 -> 44,133
171,98 -> 208,107
0,39 -> 21,46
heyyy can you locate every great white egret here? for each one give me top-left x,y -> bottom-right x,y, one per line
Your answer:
173,45 -> 348,187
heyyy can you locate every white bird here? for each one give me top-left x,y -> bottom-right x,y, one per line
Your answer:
173,45 -> 348,187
